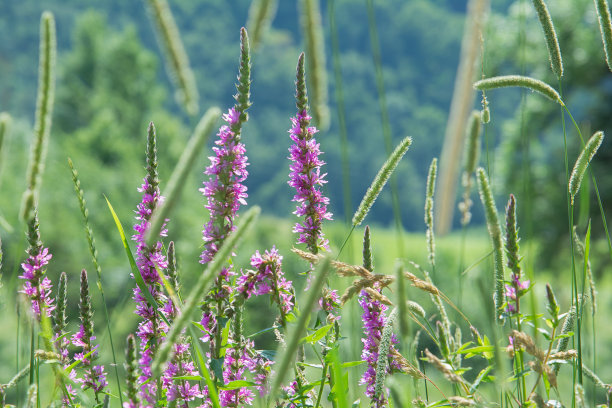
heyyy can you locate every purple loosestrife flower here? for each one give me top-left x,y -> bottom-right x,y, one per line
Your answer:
199,28 -> 251,363
288,53 -> 332,254
219,337 -> 257,407
19,211 -> 55,318
236,247 -> 294,321
131,123 -> 171,404
358,289 -> 400,406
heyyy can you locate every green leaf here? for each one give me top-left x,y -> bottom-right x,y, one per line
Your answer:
302,323 -> 333,344
341,361 -> 365,368
105,196 -> 169,326
219,380 -> 256,390
211,358 -> 225,381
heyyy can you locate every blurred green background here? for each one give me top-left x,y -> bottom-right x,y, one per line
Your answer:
1,0 -> 612,404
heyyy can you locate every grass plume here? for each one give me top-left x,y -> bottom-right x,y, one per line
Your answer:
474,75 -> 562,103
531,0 -> 564,77
145,0 -> 199,115
299,0 -> 329,130
247,0 -> 278,50
352,136 -> 412,226
21,11 -> 56,222
425,158 -> 437,270
569,131 -> 604,205
476,168 -> 505,320
594,0 -> 612,70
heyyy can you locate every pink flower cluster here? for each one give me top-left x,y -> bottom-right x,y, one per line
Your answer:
358,289 -> 400,407
505,274 -> 530,314
288,110 -> 332,252
200,107 -> 249,265
236,247 -> 293,315
19,247 -> 54,318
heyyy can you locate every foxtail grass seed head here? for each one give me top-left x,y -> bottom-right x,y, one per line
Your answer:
424,349 -> 464,384
575,383 -> 586,408
573,227 -> 598,314
425,158 -> 437,269
464,113 -> 481,176
480,94 -> 490,123
374,308 -> 398,404
21,11 -> 56,222
299,0 -> 329,130
146,0 -> 199,115
546,284 -> 560,322
407,301 -> 426,319
436,321 -> 450,359
505,194 -> 521,277
594,0 -> 612,71
363,225 -> 373,272
531,0 -> 564,77
569,131 -> 604,205
167,241 -> 179,295
125,334 -> 140,406
448,397 -> 476,406
247,0 -> 279,50
474,75 -> 562,103
68,158 -> 103,278
476,168 -> 505,320
353,136 -> 412,226
26,384 -> 38,408
581,364 -> 608,389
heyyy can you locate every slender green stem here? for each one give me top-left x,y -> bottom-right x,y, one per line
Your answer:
364,0 -> 404,257
559,81 -> 582,386
562,105 -> 612,261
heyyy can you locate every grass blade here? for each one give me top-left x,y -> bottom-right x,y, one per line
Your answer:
104,196 -> 169,327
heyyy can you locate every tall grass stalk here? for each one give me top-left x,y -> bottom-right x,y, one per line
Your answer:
299,0 -> 329,130
246,0 -> 278,50
20,12 -> 56,222
562,105 -> 612,260
268,255 -> 331,402
145,106 -> 221,247
476,168 -> 505,321
145,0 -> 199,116
364,0 -> 405,255
425,158 -> 437,276
436,0 -> 488,235
68,158 -> 123,404
328,0 -> 353,232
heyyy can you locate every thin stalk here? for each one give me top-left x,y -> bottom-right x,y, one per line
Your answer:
328,0 -> 353,231
365,0 -> 404,256
559,81 -> 582,386
562,105 -> 612,261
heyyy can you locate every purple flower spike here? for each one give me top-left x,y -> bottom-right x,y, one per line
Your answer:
358,289 -> 400,406
200,107 -> 249,265
19,242 -> 55,318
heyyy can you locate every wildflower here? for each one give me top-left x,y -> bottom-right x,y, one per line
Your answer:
19,212 -> 54,318
319,288 -> 341,323
131,123 -> 171,404
358,289 -> 401,406
236,247 -> 294,318
288,53 -> 332,254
